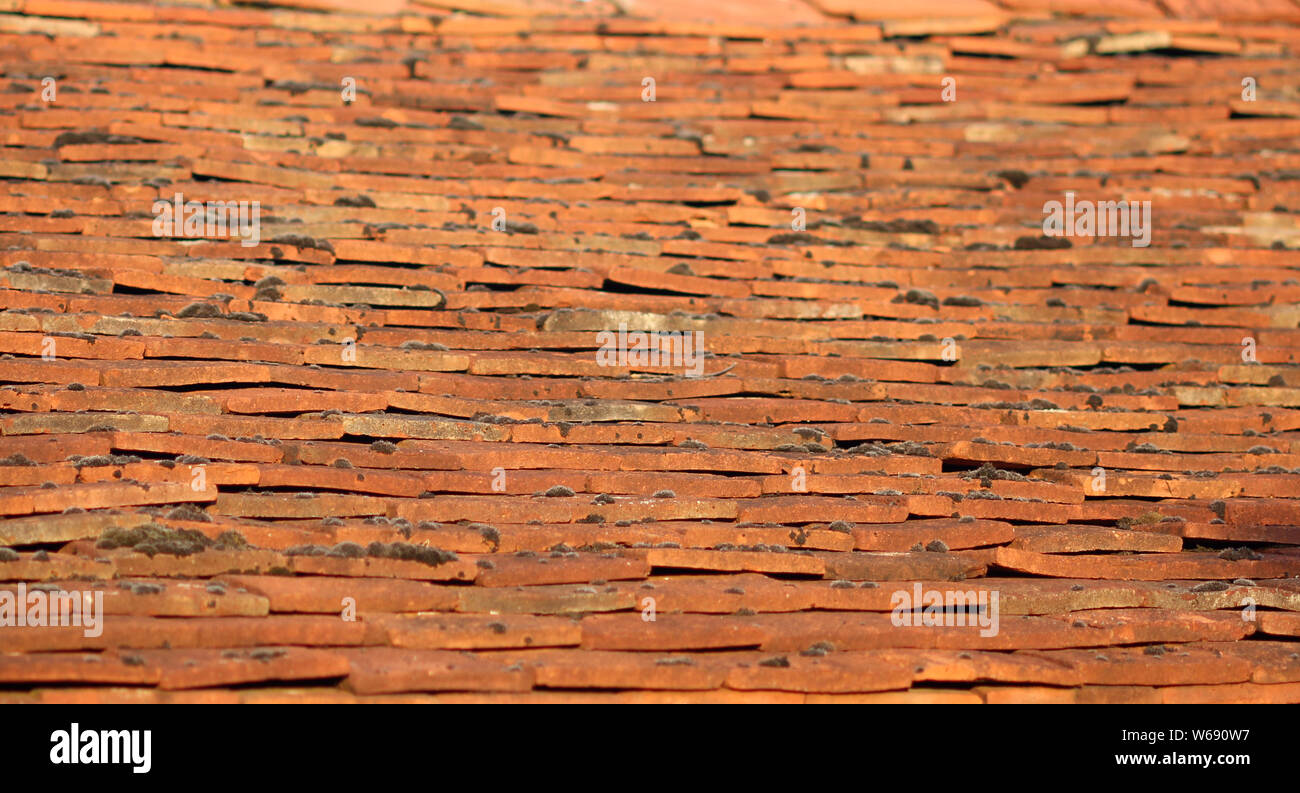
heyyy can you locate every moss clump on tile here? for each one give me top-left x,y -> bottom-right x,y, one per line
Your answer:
0,547 -> 19,562
67,454 -> 140,468
285,544 -> 329,557
334,194 -> 376,208
175,302 -> 222,318
503,219 -> 539,235
897,288 -> 939,309
97,524 -> 217,557
543,485 -> 575,497
962,462 -> 1027,487
467,523 -> 500,551
119,581 -> 165,595
1219,546 -> 1262,562
214,530 -> 248,550
884,441 -> 931,458
766,231 -> 821,246
400,340 -> 449,351
326,542 -> 366,558
253,274 -> 285,290
366,541 -> 457,567
54,131 -> 141,147
1130,511 -> 1164,526
801,641 -> 835,657
165,504 -> 212,523
1014,235 -> 1072,251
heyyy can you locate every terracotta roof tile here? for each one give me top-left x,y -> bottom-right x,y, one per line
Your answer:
1,0 -> 1299,703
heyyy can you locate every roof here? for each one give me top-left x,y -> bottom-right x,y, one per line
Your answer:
2,0 -> 1300,704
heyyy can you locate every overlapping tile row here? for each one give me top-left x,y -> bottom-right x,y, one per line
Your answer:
1,0 -> 1299,703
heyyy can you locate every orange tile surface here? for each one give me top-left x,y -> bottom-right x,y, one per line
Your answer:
2,0 -> 1300,703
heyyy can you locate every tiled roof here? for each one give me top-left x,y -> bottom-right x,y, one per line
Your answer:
2,0 -> 1300,704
